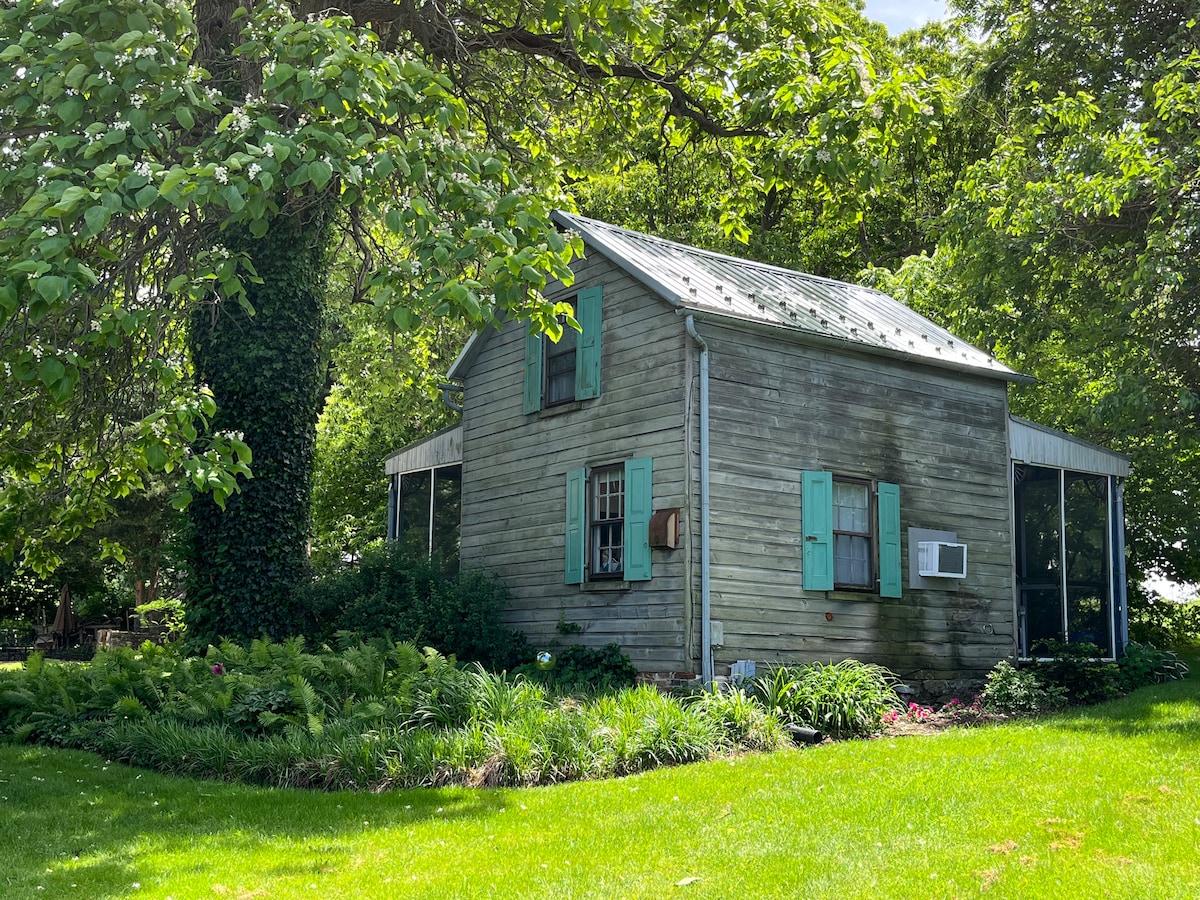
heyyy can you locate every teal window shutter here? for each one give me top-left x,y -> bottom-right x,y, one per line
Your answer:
565,467 -> 586,584
523,330 -> 542,414
623,456 -> 653,581
575,285 -> 603,400
877,482 -> 902,598
802,470 -> 834,591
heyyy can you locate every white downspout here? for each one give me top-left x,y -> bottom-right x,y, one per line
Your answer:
685,315 -> 713,685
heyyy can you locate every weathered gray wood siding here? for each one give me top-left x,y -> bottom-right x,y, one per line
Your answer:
699,319 -> 1014,683
458,254 -> 692,672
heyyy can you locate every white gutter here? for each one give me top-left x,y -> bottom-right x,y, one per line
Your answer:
685,315 -> 713,685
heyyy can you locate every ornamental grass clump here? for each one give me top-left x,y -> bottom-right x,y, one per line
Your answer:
755,659 -> 900,738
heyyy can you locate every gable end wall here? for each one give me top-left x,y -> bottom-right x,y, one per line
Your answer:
699,320 -> 1015,684
458,254 -> 693,672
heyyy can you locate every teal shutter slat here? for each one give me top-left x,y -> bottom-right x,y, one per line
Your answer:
802,471 -> 834,591
523,330 -> 542,414
575,285 -> 603,400
565,468 -> 586,584
877,482 -> 902,598
623,457 -> 653,581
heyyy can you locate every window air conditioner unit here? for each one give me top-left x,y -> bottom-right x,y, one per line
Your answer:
918,541 -> 968,578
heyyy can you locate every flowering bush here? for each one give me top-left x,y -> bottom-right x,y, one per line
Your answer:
882,702 -> 934,725
940,696 -> 984,721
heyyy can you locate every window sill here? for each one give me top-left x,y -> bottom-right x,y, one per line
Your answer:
536,400 -> 585,419
581,580 -> 631,592
826,589 -> 877,602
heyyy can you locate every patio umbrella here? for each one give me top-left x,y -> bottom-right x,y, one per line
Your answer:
51,584 -> 76,647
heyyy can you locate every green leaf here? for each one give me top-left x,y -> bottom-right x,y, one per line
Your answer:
57,97 -> 84,125
224,184 -> 245,213
83,205 -> 111,236
158,167 -> 189,196
37,357 -> 66,389
309,159 -> 333,190
64,63 -> 90,89
134,184 -> 159,209
176,106 -> 195,130
35,276 -> 67,303
145,444 -> 169,470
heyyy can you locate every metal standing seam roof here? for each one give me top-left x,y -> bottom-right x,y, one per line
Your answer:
551,211 -> 1029,384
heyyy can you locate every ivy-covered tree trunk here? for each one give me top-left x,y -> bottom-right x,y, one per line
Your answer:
185,209 -> 331,647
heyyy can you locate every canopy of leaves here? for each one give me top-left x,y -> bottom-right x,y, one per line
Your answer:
904,1 -> 1200,582
0,0 -> 580,571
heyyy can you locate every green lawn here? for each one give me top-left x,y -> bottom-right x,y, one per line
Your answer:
2,674 -> 1199,899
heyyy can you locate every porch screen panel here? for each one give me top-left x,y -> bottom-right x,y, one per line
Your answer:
1015,465 -> 1063,651
398,471 -> 432,559
1064,472 -> 1112,654
432,465 -> 462,570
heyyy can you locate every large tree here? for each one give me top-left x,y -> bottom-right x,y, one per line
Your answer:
2,0 -> 941,643
886,1 -> 1200,585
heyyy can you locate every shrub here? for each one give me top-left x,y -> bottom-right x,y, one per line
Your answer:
513,643 -> 638,691
1117,641 -> 1190,692
1030,640 -> 1122,705
299,546 -> 527,671
979,661 -> 1067,714
1129,598 -> 1200,650
754,659 -> 899,738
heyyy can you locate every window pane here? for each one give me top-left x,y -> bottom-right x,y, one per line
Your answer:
432,465 -> 461,572
593,522 -> 623,574
594,468 -> 624,521
1064,472 -> 1111,652
833,481 -> 869,533
1015,465 -> 1061,582
835,534 -> 871,586
398,470 -> 432,559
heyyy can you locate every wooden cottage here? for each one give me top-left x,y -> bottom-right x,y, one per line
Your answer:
386,213 -> 1131,693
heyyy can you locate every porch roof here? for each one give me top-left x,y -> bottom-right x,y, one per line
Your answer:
384,424 -> 462,476
1009,416 -> 1130,478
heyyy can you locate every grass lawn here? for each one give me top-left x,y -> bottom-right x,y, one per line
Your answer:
2,673 -> 1198,899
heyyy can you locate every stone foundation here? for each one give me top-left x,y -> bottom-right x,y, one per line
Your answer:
636,671 -> 703,692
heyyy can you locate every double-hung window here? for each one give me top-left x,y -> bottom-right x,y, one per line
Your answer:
523,285 -> 603,412
590,465 -> 625,577
833,477 -> 873,588
565,457 -> 653,583
802,471 -> 901,597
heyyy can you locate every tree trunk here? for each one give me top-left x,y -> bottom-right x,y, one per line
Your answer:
184,209 -> 331,648
181,0 -> 333,648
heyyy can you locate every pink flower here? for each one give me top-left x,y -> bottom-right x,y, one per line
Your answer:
211,663 -> 225,676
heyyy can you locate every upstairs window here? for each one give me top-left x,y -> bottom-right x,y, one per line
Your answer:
544,307 -> 578,407
523,285 -> 603,412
